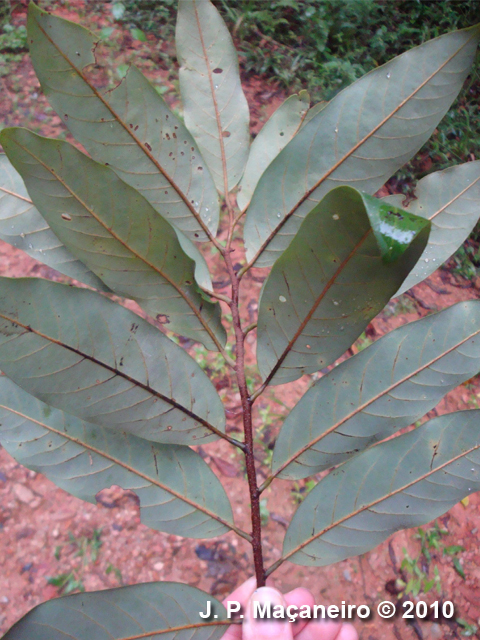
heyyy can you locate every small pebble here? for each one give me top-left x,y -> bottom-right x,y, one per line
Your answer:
13,483 -> 36,506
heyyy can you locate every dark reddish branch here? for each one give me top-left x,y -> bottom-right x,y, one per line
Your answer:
224,250 -> 266,587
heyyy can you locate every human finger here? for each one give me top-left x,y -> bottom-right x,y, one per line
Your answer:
243,587 -> 294,640
222,577 -> 257,640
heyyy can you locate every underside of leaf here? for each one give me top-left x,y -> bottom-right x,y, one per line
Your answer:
244,25 -> 480,267
388,160 -> 480,296
257,186 -> 430,385
273,300 -> 480,479
0,155 -> 107,290
0,376 -> 235,538
176,0 -> 251,193
0,128 -> 226,351
283,410 -> 480,567
0,278 -> 226,446
3,582 -> 228,640
27,3 -> 219,242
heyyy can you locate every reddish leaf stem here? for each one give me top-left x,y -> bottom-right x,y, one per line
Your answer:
224,196 -> 266,587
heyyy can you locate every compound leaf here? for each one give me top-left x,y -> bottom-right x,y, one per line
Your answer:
257,186 -> 430,386
3,582 -> 228,640
176,0 -> 250,193
273,301 -> 480,479
27,3 -> 219,242
384,161 -> 480,296
282,410 -> 480,567
0,277 -> 226,446
244,25 -> 480,267
0,155 -> 107,291
0,377 -> 235,538
1,128 -> 225,352
237,91 -> 310,211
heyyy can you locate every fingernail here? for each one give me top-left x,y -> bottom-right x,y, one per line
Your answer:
244,587 -> 288,638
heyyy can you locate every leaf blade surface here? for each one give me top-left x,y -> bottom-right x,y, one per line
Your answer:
0,155 -> 107,290
256,186 -> 430,385
237,91 -> 309,211
273,301 -> 480,479
282,410 -> 480,567
176,0 -> 250,193
244,26 -> 480,267
0,128 -> 225,351
0,277 -> 226,445
27,4 -> 219,242
3,582 -> 228,640
0,376 -> 234,538
387,161 -> 480,295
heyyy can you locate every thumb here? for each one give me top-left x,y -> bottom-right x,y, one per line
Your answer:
243,587 -> 294,640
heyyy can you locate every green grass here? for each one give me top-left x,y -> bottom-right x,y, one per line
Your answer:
215,0 -> 480,101
0,1 -> 28,77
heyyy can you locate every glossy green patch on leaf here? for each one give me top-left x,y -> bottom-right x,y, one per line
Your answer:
176,0 -> 250,193
0,128 -> 225,351
0,377 -> 234,538
384,161 -> 480,296
3,582 -> 228,640
237,91 -> 310,211
244,25 -> 480,267
283,410 -> 480,567
0,155 -> 107,290
27,3 -> 219,242
0,278 -> 226,445
256,186 -> 430,386
273,301 -> 480,479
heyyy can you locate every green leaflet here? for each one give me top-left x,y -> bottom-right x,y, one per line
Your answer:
383,161 -> 480,296
244,25 -> 480,267
0,278 -> 226,446
3,582 -> 228,640
0,377 -> 235,538
282,410 -> 480,568
0,154 -> 107,291
237,91 -> 310,212
256,186 -> 430,386
176,229 -> 214,292
27,3 -> 219,242
0,128 -> 226,351
273,301 -> 480,479
176,0 -> 250,193
299,101 -> 328,129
